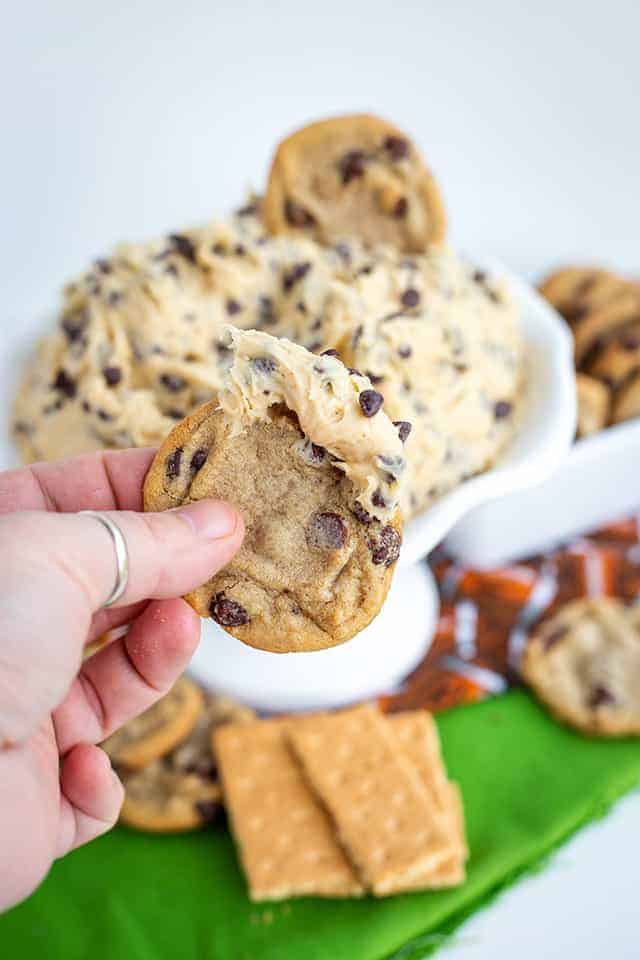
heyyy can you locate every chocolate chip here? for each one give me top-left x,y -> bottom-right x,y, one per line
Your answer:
369,525 -> 402,566
61,311 -> 88,343
226,298 -> 242,316
352,502 -> 373,524
473,270 -> 487,284
188,448 -> 207,473
257,295 -> 277,326
95,258 -> 112,274
348,367 -> 363,376
102,366 -> 122,387
285,199 -> 315,228
164,263 -> 179,277
296,300 -> 307,314
310,443 -> 326,463
210,592 -> 250,627
308,512 -> 348,550
393,420 -> 412,443
372,489 -> 387,509
334,242 -> 352,263
96,408 -> 112,422
166,447 -> 183,480
212,242 -> 227,256
542,625 -> 568,651
234,244 -> 246,256
52,369 -> 77,399
384,135 -> 410,161
252,356 -> 277,374
359,389 -> 384,417
160,373 -> 187,392
107,290 -> 123,306
393,197 -> 408,218
81,400 -> 91,413
494,400 -> 513,420
282,261 -> 312,292
398,345 -> 412,359
321,349 -> 340,358
401,288 -> 420,308
195,800 -> 220,824
167,409 -> 184,419
169,233 -> 197,264
366,371 -> 385,386
340,149 -> 366,184
588,684 -> 615,709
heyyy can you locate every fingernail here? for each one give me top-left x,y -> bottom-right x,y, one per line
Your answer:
176,500 -> 239,540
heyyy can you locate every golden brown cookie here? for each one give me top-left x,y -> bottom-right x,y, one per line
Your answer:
119,692 -> 255,833
522,597 -> 640,736
573,287 -> 640,366
538,267 -> 626,325
575,373 -> 610,437
144,401 -> 403,653
102,675 -> 204,769
587,322 -> 640,392
263,114 -> 446,252
611,370 -> 640,425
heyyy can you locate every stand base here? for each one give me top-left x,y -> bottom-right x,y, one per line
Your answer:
188,562 -> 439,712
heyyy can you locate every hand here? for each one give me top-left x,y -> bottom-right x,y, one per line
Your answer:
0,448 -> 244,912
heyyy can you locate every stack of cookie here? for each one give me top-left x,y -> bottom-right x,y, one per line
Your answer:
102,676 -> 255,832
539,267 -> 640,437
215,703 -> 467,901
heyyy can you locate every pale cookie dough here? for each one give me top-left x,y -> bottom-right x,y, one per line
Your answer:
263,114 -> 446,253
522,597 -> 640,736
14,207 -> 522,520
575,373 -> 610,438
144,330 -> 405,653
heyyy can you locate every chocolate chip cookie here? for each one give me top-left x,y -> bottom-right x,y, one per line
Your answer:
538,267 -> 627,326
144,329 -> 405,653
119,692 -> 255,833
102,675 -> 204,769
611,371 -> 640,425
575,373 -> 610,437
587,322 -> 640,392
522,597 -> 640,736
263,114 -> 446,252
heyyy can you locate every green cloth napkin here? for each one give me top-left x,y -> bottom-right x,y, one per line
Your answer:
3,691 -> 639,960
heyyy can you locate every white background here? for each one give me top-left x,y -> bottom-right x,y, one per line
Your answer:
1,1 -> 639,956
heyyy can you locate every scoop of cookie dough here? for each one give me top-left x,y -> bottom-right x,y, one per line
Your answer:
144,330 -> 405,653
522,597 -> 640,736
263,114 -> 446,253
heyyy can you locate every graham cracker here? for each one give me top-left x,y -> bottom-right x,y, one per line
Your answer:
287,704 -> 454,896
213,718 -> 364,902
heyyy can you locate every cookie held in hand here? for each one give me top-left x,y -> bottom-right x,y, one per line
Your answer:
263,114 -> 446,253
522,597 -> 640,736
144,329 -> 406,653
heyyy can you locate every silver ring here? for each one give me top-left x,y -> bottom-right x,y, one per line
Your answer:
80,510 -> 130,608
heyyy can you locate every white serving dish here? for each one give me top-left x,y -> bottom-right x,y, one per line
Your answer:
445,417 -> 640,568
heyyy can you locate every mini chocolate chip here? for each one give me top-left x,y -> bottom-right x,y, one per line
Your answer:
393,420 -> 412,443
252,356 -> 277,374
234,244 -> 246,256
494,400 -> 513,420
52,369 -> 77,398
393,197 -> 408,218
166,409 -> 183,419
107,290 -> 123,306
61,311 -> 88,343
296,300 -> 307,314
257,295 -> 277,326
169,233 -> 197,264
236,201 -> 259,217
195,800 -> 220,824
308,512 -> 348,550
321,349 -> 340,358
166,447 -> 183,480
473,270 -> 487,284
81,400 -> 91,413
384,135 -> 410,160
95,258 -> 112,274
190,447 -> 208,472
348,367 -> 362,376
398,345 -> 412,359
282,261 -> 312,292
102,366 -> 122,387
352,502 -> 373,524
96,409 -> 112,422
588,684 -> 616,709
13,420 -> 32,435
372,489 -> 387,508
401,288 -> 420,308
369,525 -> 402,566
164,263 -> 179,277
160,373 -> 187,392
340,149 -> 366,184
226,298 -> 242,316
357,264 -> 374,275
334,242 -> 352,263
285,199 -> 315,227
366,371 -> 385,386
543,625 -> 568,650
310,443 -> 326,463
212,242 -> 226,256
359,389 -> 384,417
210,592 -> 250,627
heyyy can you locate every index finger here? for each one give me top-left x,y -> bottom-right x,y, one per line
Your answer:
0,448 -> 156,515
